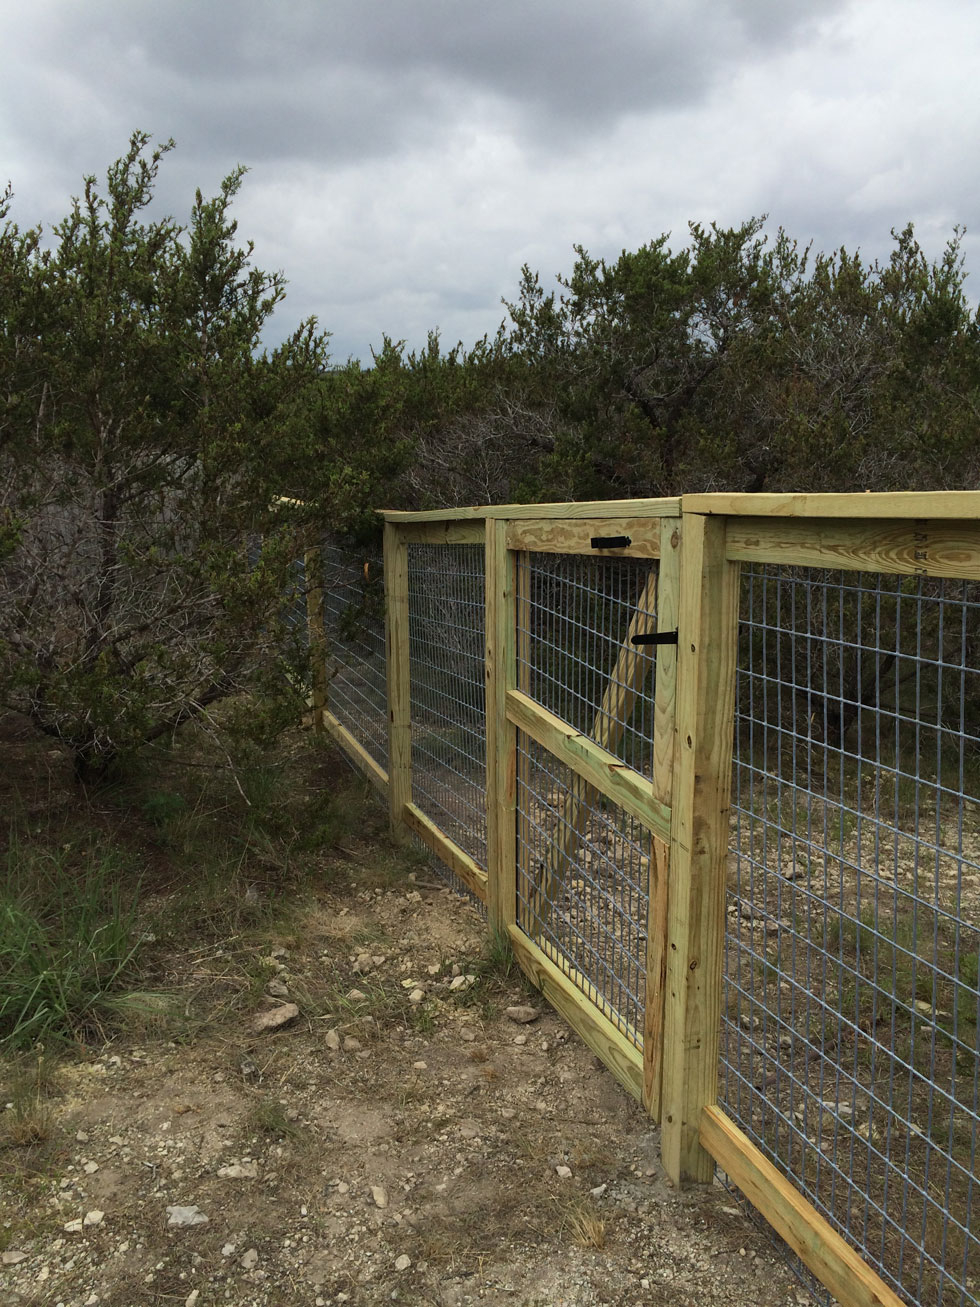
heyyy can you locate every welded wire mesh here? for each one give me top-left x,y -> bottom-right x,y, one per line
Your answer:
321,540 -> 388,770
515,553 -> 659,773
515,732 -> 650,1043
407,543 -> 487,868
723,564 -> 980,1307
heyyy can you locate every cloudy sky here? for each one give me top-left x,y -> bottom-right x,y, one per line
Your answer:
2,0 -> 978,362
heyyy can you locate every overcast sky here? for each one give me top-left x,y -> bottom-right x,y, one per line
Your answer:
2,0 -> 978,363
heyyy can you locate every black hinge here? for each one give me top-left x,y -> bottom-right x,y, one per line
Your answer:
631,630 -> 679,646
590,535 -> 631,549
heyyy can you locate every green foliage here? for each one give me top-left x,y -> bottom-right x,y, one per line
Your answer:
0,133 -> 398,782
0,837 -> 145,1049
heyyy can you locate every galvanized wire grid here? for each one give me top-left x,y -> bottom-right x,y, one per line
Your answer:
516,553 -> 658,773
407,543 -> 487,869
321,541 -> 388,771
511,551 -> 659,1045
515,732 -> 650,1044
724,564 -> 980,1307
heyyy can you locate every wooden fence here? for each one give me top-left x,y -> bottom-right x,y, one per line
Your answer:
305,492 -> 980,1307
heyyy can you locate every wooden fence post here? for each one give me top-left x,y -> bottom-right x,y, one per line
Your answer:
485,517 -> 517,937
304,546 -> 328,734
660,512 -> 740,1184
384,521 -> 411,836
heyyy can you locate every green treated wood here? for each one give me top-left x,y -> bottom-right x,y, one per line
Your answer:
378,497 -> 681,524
383,522 -> 411,836
485,519 -> 517,936
402,802 -> 488,902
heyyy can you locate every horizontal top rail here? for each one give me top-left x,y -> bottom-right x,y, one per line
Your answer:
377,497 -> 682,523
682,490 -> 980,518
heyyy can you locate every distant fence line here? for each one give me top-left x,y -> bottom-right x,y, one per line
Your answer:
301,492 -> 980,1307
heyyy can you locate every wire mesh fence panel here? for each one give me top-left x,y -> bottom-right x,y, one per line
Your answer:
723,564 -> 980,1307
321,540 -> 388,771
407,543 -> 487,869
516,553 -> 659,774
515,732 -> 650,1045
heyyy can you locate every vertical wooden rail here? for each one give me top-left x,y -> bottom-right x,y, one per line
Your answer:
643,515 -> 681,1121
661,513 -> 740,1183
384,522 -> 411,836
485,518 -> 517,937
304,545 -> 328,735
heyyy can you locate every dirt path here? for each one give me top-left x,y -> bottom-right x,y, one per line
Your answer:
1,859 -> 812,1307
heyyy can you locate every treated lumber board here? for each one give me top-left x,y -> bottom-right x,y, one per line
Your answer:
304,546 -> 328,735
725,515 -> 980,579
398,521 -> 486,546
383,523 -> 412,837
507,926 -> 644,1102
401,802 -> 488,902
506,690 -> 672,844
378,497 -> 682,524
700,1107 -> 905,1307
506,518 -> 662,558
485,519 -> 518,935
644,516 -> 680,1121
322,712 -> 389,794
683,490 -> 980,519
661,514 -> 740,1185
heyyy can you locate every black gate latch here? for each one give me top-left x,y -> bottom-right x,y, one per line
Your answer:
630,631 -> 679,646
590,535 -> 632,549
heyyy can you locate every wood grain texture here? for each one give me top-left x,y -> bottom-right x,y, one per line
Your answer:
383,523 -> 412,837
401,802 -> 488,902
700,1107 -> 905,1307
660,514 -> 740,1185
322,712 -> 388,794
378,497 -> 681,524
725,516 -> 980,579
506,690 -> 672,844
683,490 -> 980,519
506,518 -> 661,557
485,520 -> 518,936
508,926 -> 644,1102
397,521 -> 486,546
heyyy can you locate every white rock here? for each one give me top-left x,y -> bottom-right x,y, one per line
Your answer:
505,1005 -> 540,1024
252,1003 -> 299,1033
555,1165 -> 573,1179
241,1247 -> 259,1270
412,1061 -> 427,1070
372,1185 -> 389,1209
590,1184 -> 607,1198
324,1028 -> 341,1051
83,1160 -> 100,1174
2,1250 -> 28,1264
394,1253 -> 412,1271
409,988 -> 425,1004
64,1219 -> 84,1233
166,1205 -> 208,1228
449,975 -> 469,991
347,988 -> 367,1001
342,1036 -> 363,1053
459,1027 -> 477,1042
217,1162 -> 259,1179
185,1291 -> 200,1307
513,1034 -> 527,1046
221,1243 -> 236,1256
83,1210 -> 105,1227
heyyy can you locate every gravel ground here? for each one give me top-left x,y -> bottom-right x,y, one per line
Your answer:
0,858 -> 816,1307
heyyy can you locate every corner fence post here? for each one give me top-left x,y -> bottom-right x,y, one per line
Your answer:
661,512 -> 740,1184
485,517 -> 517,937
383,521 -> 411,836
304,545 -> 328,734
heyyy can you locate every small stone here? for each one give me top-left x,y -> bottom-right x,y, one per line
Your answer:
394,1254 -> 412,1271
459,1027 -> 477,1042
75,1130 -> 89,1143
64,1219 -> 84,1233
166,1205 -> 208,1227
409,988 -> 425,1004
252,1003 -> 299,1033
412,1061 -> 427,1070
555,1165 -> 572,1179
347,988 -> 367,1001
352,953 -> 373,974
2,1250 -> 28,1265
83,1209 -> 105,1227
449,975 -> 469,991
505,1005 -> 540,1024
336,1181 -> 350,1194
217,1162 -> 259,1179
400,979 -> 418,990
83,1160 -> 100,1174
325,1028 -> 341,1051
372,1185 -> 389,1209
85,1295 -> 100,1306
513,1034 -> 527,1046
342,1036 -> 363,1053
185,1291 -> 200,1307
590,1183 -> 607,1198
266,978 -> 290,999
241,1248 -> 259,1270
221,1243 -> 236,1256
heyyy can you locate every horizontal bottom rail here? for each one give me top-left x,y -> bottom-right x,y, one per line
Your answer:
508,927 -> 644,1104
699,1106 -> 904,1307
400,802 -> 488,903
322,712 -> 389,794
